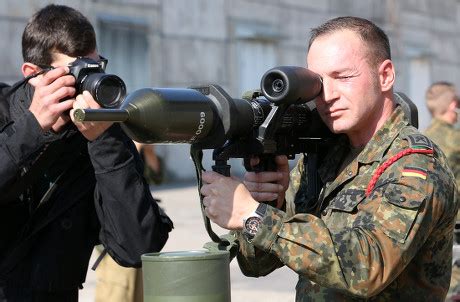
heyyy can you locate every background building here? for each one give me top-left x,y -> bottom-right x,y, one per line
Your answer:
2,0 -> 459,180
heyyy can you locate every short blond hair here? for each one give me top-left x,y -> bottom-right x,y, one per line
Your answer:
425,82 -> 456,116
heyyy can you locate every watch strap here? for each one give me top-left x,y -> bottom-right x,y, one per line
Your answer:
255,202 -> 268,218
242,203 -> 268,242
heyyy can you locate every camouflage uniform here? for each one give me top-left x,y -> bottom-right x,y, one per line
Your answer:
425,118 -> 460,189
425,118 -> 460,301
236,106 -> 458,301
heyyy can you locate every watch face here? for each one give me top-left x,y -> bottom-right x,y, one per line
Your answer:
244,216 -> 262,236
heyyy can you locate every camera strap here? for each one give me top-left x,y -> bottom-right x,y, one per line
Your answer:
0,83 -> 11,129
2,141 -> 68,203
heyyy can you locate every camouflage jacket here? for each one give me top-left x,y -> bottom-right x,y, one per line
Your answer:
236,107 -> 458,301
424,118 -> 460,190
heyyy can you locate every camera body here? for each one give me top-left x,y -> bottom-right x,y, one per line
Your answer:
68,57 -> 126,108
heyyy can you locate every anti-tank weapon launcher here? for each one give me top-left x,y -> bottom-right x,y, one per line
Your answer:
74,66 -> 332,175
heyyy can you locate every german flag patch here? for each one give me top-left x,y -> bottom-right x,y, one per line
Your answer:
402,167 -> 428,180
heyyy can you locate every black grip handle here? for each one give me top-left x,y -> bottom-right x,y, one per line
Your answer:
212,160 -> 231,177
243,155 -> 278,208
243,154 -> 277,173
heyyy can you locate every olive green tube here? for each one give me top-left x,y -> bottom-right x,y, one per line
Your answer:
141,250 -> 230,302
72,88 -> 220,145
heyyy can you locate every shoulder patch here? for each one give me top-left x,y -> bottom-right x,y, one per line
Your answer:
405,134 -> 433,150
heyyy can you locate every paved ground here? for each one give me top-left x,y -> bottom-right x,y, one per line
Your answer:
79,182 -> 297,301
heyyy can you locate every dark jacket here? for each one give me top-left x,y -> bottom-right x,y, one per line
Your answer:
0,80 -> 173,300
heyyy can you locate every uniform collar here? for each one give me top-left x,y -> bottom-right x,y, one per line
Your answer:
318,105 -> 409,182
430,117 -> 454,129
357,106 -> 408,164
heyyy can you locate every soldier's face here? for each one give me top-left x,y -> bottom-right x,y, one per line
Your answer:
307,30 -> 384,143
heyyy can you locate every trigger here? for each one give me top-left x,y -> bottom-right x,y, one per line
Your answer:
243,158 -> 254,172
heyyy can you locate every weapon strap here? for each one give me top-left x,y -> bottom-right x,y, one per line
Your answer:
299,153 -> 323,213
190,145 -> 229,245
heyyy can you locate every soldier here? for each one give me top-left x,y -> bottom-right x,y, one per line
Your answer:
424,82 -> 460,301
200,16 -> 458,300
424,82 -> 460,192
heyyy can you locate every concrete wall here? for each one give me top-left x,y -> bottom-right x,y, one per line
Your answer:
1,0 -> 459,181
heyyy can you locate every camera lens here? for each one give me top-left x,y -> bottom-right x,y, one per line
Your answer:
272,79 -> 285,93
81,73 -> 127,108
95,75 -> 126,108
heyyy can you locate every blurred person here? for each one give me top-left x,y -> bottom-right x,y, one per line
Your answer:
0,4 -> 172,301
201,16 -> 458,301
424,82 -> 460,302
424,82 -> 460,191
134,143 -> 164,186
94,143 -> 164,302
94,250 -> 144,302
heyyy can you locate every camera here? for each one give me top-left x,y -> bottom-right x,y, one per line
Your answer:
68,57 -> 126,108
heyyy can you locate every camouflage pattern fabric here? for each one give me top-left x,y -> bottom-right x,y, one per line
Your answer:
425,118 -> 460,190
236,107 -> 459,301
448,260 -> 460,302
425,118 -> 460,301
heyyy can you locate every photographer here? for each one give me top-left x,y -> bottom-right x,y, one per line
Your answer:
0,4 -> 172,301
201,16 -> 458,300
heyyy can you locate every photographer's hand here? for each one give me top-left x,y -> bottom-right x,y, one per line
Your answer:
28,66 -> 76,132
70,91 -> 113,141
243,155 -> 290,209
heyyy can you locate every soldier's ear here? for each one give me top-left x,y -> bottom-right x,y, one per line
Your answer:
448,98 -> 458,112
378,59 -> 395,92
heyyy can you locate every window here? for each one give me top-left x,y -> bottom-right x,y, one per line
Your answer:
233,20 -> 281,97
97,16 -> 150,93
236,40 -> 276,97
408,57 -> 431,131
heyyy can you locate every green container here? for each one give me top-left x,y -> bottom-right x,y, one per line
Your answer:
141,250 -> 231,302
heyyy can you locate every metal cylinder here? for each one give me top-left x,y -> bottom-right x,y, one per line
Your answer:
141,250 -> 230,302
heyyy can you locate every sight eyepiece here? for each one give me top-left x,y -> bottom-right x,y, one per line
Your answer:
272,78 -> 285,93
261,66 -> 322,105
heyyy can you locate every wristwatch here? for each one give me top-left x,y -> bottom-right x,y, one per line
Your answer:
242,203 -> 267,241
